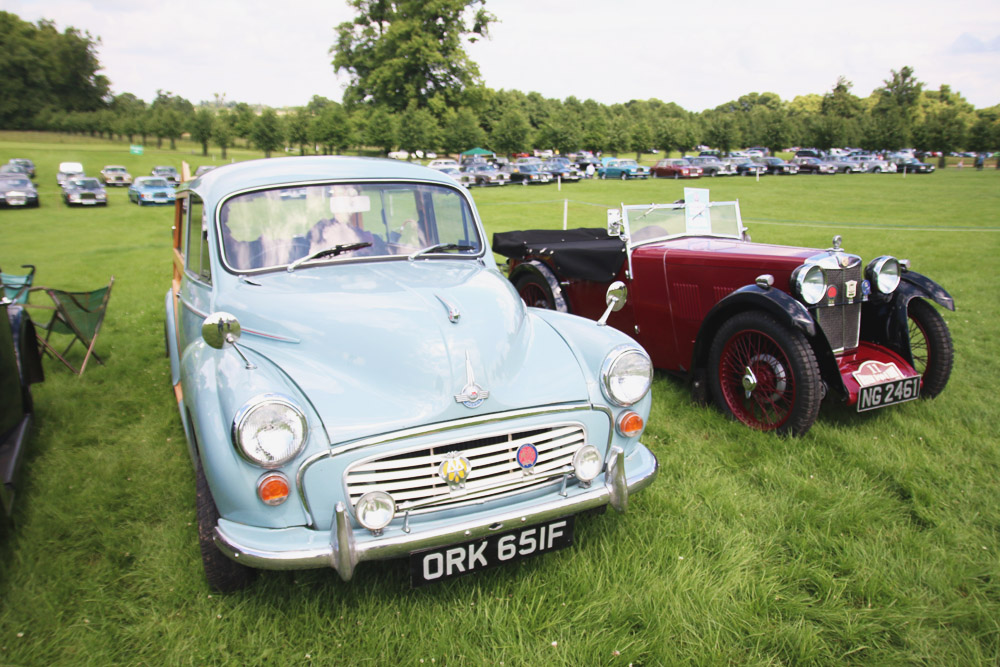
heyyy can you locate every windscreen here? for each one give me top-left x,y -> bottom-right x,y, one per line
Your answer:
219,182 -> 481,272
623,201 -> 744,244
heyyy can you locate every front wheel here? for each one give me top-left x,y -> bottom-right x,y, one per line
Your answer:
620,172 -> 628,181
512,270 -> 557,310
708,311 -> 821,436
907,298 -> 953,397
196,456 -> 257,592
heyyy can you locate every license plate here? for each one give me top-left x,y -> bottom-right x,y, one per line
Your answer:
409,516 -> 575,587
857,376 -> 920,412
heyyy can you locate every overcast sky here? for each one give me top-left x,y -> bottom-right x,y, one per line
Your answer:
6,0 -> 1000,110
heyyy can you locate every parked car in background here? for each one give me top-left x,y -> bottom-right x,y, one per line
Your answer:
128,176 -> 176,206
822,156 -> 864,174
725,157 -> 767,176
56,162 -> 85,186
495,195 -> 954,437
164,156 -> 658,591
598,158 -> 649,180
844,155 -> 896,173
651,158 -> 703,179
100,165 -> 133,186
0,176 -> 40,208
688,156 -> 736,177
0,164 -> 30,178
152,165 -> 181,186
463,163 -> 510,186
427,159 -> 459,170
61,176 -> 108,206
430,165 -> 475,188
0,295 -> 45,517
757,157 -> 799,175
7,159 -> 35,178
541,159 -> 583,182
503,163 -> 552,184
893,157 -> 935,174
791,157 -> 837,174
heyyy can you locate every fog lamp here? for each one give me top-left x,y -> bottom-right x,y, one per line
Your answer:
355,491 -> 396,532
257,472 -> 290,506
573,445 -> 603,483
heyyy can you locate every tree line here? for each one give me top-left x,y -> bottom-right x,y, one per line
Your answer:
2,9 -> 998,164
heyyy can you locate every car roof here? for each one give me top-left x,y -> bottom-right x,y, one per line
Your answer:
181,156 -> 461,198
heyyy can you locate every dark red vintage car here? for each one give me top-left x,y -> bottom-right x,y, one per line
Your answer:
494,197 -> 955,435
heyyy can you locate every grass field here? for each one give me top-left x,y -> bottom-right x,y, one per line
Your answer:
1,133 -> 999,665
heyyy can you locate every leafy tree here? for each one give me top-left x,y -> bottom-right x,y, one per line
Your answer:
491,107 -> 530,157
190,108 -> 215,156
0,12 -> 110,128
628,119 -> 653,161
310,103 -> 352,154
440,107 -> 486,155
213,110 -> 234,159
231,102 -> 256,146
821,76 -> 864,119
365,106 -> 398,155
396,106 -> 440,157
871,66 -> 923,147
286,108 -> 311,155
332,0 -> 495,111
702,112 -> 741,155
250,108 -> 285,157
967,107 -> 999,156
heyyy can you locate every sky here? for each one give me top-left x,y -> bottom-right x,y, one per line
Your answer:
5,0 -> 1000,111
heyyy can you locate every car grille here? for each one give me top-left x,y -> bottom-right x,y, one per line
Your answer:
345,424 -> 587,513
81,192 -> 96,201
812,260 -> 863,353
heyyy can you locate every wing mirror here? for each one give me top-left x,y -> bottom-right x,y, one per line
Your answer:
202,312 -> 256,369
597,281 -> 628,326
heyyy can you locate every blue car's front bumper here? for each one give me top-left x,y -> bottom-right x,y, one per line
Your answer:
212,443 -> 658,580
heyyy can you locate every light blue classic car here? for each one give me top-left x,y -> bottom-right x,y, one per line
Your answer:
128,176 -> 176,206
598,158 -> 650,180
165,156 -> 658,591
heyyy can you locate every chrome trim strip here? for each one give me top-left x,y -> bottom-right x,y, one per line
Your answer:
213,445 -> 658,578
178,297 -> 300,343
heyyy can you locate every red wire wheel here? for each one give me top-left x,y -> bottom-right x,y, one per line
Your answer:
708,311 -> 821,436
906,297 -> 953,398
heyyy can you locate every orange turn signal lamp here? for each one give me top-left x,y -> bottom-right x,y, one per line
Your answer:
616,411 -> 645,437
257,472 -> 290,506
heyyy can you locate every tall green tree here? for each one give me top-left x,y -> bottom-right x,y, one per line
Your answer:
310,103 -> 352,154
491,108 -> 530,157
190,108 -> 215,156
396,106 -> 440,157
365,106 -> 398,154
213,110 -> 234,159
331,0 -> 495,111
250,108 -> 285,158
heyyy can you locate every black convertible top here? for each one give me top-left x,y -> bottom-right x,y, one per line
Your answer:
492,228 -> 627,282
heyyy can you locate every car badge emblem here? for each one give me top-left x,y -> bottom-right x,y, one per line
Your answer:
852,360 -> 905,387
838,254 -> 851,269
516,443 -> 538,473
455,352 -> 489,408
845,280 -> 858,302
439,452 -> 471,489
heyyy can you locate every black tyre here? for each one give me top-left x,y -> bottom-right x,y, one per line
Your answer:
708,311 -> 821,436
673,171 -> 679,180
620,172 -> 628,181
196,456 -> 256,592
907,298 -> 953,398
512,271 -> 557,310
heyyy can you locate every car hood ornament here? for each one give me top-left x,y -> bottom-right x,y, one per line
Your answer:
455,352 -> 489,408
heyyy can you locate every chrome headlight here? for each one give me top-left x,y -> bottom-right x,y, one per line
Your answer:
866,256 -> 900,294
792,263 -> 826,305
572,445 -> 603,483
232,394 -> 308,468
601,346 -> 653,406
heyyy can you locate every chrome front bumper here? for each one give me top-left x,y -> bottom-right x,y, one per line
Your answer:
213,444 -> 658,581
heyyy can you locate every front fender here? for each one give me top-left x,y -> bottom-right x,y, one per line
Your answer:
692,285 -> 816,372
860,271 -> 955,363
508,260 -> 570,313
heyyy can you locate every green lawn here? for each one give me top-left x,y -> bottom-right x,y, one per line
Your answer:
1,134 -> 999,665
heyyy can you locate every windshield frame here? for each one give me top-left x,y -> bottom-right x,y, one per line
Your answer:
214,178 -> 486,276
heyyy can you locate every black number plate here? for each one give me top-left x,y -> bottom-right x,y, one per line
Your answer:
857,376 -> 920,412
409,516 -> 575,587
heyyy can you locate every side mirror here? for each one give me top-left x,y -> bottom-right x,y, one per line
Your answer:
202,312 -> 256,370
597,281 -> 628,326
202,312 -> 241,349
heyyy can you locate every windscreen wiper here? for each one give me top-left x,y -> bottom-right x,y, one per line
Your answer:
287,242 -> 372,272
408,243 -> 476,261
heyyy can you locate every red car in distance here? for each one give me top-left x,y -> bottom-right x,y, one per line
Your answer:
494,196 -> 954,436
651,158 -> 703,179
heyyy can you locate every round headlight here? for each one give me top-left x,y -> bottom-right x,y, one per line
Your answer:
793,264 -> 826,305
355,491 -> 396,531
232,395 -> 308,468
572,445 -> 603,483
601,346 -> 653,406
867,256 -> 900,294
